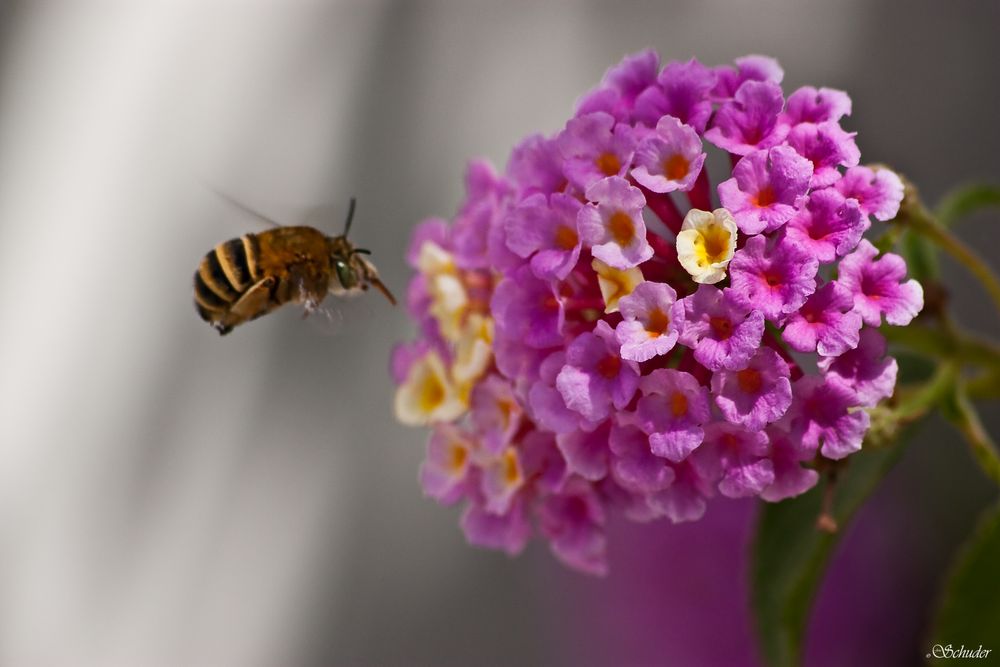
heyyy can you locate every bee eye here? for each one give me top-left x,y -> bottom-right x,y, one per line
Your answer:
335,260 -> 358,289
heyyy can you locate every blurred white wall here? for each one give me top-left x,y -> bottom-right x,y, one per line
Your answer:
0,1 -> 997,666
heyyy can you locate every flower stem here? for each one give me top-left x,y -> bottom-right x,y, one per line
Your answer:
901,189 -> 1000,314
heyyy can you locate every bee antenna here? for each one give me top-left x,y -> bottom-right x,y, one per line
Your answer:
343,197 -> 357,237
351,248 -> 372,256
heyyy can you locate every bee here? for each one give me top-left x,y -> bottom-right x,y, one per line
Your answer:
193,197 -> 396,335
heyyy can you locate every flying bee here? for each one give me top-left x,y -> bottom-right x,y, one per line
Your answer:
193,197 -> 396,335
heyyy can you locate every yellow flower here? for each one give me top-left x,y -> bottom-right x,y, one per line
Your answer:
418,241 -> 468,341
676,208 -> 738,284
592,258 -> 645,313
394,350 -> 467,425
453,313 -> 494,385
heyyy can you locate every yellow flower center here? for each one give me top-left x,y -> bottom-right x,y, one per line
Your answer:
449,443 -> 468,471
692,223 -> 732,267
419,373 -> 446,413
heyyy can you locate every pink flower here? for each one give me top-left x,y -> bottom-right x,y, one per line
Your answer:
728,235 -> 819,321
558,112 -> 638,191
783,187 -> 865,263
631,115 -> 706,193
717,145 -> 813,234
705,80 -> 787,156
615,281 -> 680,362
818,328 -> 898,407
578,176 -> 654,269
787,375 -> 870,459
674,285 -> 765,371
556,320 -> 641,422
712,347 -> 793,432
395,51 -> 921,574
627,369 -> 711,462
839,239 -> 925,326
782,280 -> 863,357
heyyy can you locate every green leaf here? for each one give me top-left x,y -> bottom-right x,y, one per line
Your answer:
750,440 -> 912,667
931,501 -> 1000,649
935,184 -> 1000,227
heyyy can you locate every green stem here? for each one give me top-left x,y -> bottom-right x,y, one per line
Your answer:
943,384 -> 1000,486
882,324 -> 1000,370
906,206 -> 1000,314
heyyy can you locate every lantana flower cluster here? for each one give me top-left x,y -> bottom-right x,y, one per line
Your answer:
392,51 -> 923,575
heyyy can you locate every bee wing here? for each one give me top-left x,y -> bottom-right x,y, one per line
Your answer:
225,276 -> 278,326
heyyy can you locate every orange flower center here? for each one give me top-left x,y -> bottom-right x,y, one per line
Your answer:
595,152 -> 622,176
664,153 -> 690,180
709,316 -> 733,339
554,224 -> 579,250
646,308 -> 670,337
737,368 -> 763,394
609,211 -> 636,245
670,392 -> 689,417
754,186 -> 777,207
597,355 -> 621,379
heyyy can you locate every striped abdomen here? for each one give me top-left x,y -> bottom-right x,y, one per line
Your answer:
193,234 -> 262,333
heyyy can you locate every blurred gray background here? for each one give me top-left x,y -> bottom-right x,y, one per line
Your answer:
0,1 -> 997,665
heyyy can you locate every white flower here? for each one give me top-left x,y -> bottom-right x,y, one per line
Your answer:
676,208 -> 738,284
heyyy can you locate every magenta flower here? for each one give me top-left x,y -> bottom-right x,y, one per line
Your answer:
760,425 -> 820,501
556,320 -> 640,422
653,455 -> 718,523
557,421 -> 613,481
608,423 -> 676,494
394,51 -> 922,574
728,235 -> 819,321
712,347 -> 792,432
628,369 -> 711,462
700,422 -> 774,498
538,478 -> 609,576
675,285 -> 765,371
818,328 -> 898,408
783,187 -> 865,263
504,192 -> 583,281
782,280 -> 863,357
704,80 -> 787,156
460,497 -> 531,556
839,239 -> 925,326
558,112 -> 638,191
786,121 -> 861,188
712,55 -> 784,101
717,145 -> 814,234
470,374 -> 524,456
787,375 -> 870,459
834,165 -> 905,222
506,133 -> 566,197
577,49 -> 660,122
631,115 -> 706,193
419,423 -> 474,504
491,265 -> 565,348
634,58 -> 717,132
780,86 -> 852,126
578,176 -> 654,269
615,281 -> 680,362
